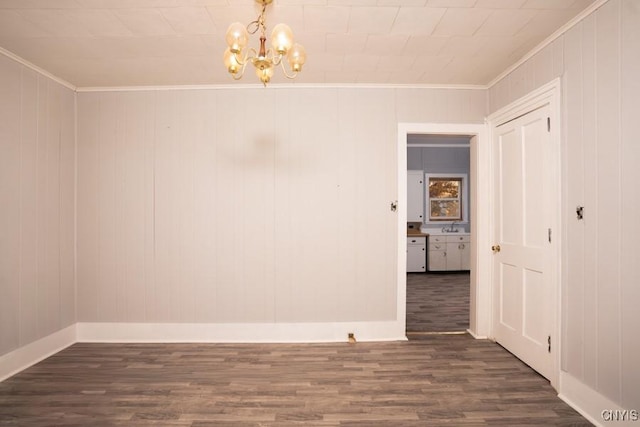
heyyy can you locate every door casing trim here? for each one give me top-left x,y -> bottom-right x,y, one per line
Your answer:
397,122 -> 492,340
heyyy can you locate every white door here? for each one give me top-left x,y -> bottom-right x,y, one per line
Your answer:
492,104 -> 555,380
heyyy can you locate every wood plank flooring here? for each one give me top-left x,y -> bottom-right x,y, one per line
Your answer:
0,335 -> 590,426
407,272 -> 470,333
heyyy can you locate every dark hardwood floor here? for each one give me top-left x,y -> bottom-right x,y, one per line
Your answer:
0,274 -> 590,426
406,272 -> 470,333
0,336 -> 590,426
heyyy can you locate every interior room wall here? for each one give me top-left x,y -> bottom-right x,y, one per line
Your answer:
75,87 -> 486,327
0,55 -> 76,358
488,0 -> 640,411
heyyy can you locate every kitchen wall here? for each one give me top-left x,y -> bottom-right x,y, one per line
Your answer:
489,0 -> 640,411
408,142 -> 471,229
0,55 -> 76,357
407,145 -> 470,174
76,87 -> 486,327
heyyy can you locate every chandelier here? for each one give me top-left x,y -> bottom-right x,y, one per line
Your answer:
223,0 -> 307,86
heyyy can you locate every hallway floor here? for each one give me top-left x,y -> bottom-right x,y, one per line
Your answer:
407,272 -> 470,333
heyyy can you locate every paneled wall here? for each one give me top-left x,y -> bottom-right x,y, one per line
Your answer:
489,0 -> 640,410
76,87 -> 485,325
0,55 -> 76,357
489,39 -> 564,114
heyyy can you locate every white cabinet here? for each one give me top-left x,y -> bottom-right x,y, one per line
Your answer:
407,171 -> 424,222
459,239 -> 471,270
428,234 -> 470,271
407,236 -> 426,272
427,235 -> 447,271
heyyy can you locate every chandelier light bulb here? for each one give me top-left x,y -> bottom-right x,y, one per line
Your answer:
271,23 -> 293,55
225,22 -> 249,53
287,43 -> 306,72
223,48 -> 241,74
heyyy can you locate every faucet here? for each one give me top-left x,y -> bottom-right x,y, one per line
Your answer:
442,221 -> 458,233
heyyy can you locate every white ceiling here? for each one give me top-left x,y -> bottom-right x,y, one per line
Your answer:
0,0 -> 595,88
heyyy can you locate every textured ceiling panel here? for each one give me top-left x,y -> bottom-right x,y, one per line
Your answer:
0,0 -> 596,87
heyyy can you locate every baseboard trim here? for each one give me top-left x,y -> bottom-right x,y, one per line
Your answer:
559,371 -> 634,426
466,328 -> 488,340
76,321 -> 407,343
0,325 -> 77,382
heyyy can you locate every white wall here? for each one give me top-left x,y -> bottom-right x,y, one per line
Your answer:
489,0 -> 640,411
76,87 -> 486,327
0,55 -> 76,357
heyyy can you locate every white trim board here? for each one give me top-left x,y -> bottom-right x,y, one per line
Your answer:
0,321 -> 405,381
559,371 -> 638,426
76,321 -> 406,343
76,83 -> 486,93
407,144 -> 470,148
0,46 -> 76,91
0,325 -> 76,382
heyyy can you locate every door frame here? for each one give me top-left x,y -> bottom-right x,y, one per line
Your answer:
487,78 -> 562,389
396,122 -> 492,339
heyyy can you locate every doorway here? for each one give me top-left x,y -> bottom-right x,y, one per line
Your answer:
396,123 -> 491,340
406,134 -> 471,334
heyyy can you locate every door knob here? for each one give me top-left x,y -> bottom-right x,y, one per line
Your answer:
491,245 -> 501,253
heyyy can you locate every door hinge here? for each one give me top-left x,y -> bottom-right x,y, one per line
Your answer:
548,335 -> 551,353
547,117 -> 551,132
548,228 -> 552,243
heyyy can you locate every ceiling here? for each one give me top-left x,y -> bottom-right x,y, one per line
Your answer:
0,0 -> 596,88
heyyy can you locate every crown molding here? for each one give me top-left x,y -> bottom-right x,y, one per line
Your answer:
486,0 -> 610,89
0,46 -> 76,91
75,82 -> 487,93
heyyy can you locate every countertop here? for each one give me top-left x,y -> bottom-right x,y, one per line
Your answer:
407,222 -> 428,237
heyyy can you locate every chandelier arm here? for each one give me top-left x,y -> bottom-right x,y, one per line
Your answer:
231,47 -> 261,79
271,52 -> 283,66
246,47 -> 258,61
235,47 -> 259,67
232,51 -> 247,67
279,59 -> 299,80
231,56 -> 250,80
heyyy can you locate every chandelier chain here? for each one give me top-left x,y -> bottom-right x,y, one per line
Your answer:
247,3 -> 268,36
